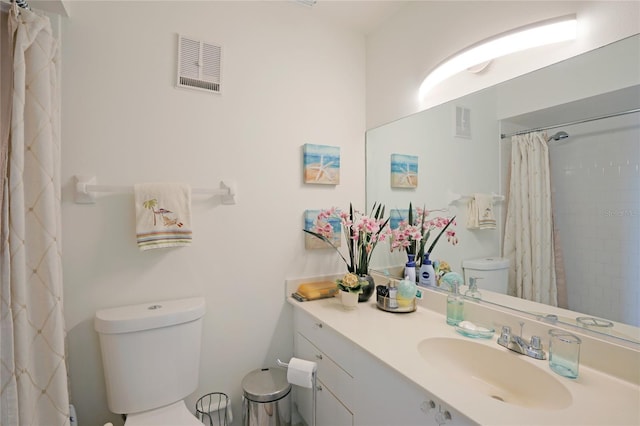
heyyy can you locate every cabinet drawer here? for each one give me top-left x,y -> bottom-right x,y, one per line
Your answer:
295,332 -> 355,409
316,378 -> 354,426
294,309 -> 356,374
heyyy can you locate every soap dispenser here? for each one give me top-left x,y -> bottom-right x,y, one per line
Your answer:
446,281 -> 464,326
464,277 -> 482,300
405,254 -> 417,283
418,253 -> 436,287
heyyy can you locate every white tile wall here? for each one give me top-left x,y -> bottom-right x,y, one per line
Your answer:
549,112 -> 639,326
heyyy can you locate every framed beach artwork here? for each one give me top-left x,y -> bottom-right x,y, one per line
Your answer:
304,209 -> 341,249
389,209 -> 410,230
303,143 -> 340,185
390,153 -> 418,188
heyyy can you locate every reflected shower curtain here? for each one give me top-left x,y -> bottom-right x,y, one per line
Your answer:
503,131 -> 558,306
1,4 -> 69,425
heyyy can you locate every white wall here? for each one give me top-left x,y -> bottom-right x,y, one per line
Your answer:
366,1 -> 640,129
60,2 -> 365,424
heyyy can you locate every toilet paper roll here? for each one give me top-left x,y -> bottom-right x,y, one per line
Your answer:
286,357 -> 317,389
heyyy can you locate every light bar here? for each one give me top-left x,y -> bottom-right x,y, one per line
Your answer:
418,15 -> 577,100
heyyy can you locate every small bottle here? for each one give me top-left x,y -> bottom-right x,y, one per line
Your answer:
464,277 -> 482,300
388,281 -> 398,309
418,253 -> 436,287
404,254 -> 416,283
446,281 -> 464,325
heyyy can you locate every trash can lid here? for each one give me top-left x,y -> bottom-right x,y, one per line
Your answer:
242,368 -> 291,403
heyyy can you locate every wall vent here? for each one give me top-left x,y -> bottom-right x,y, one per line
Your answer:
177,35 -> 222,94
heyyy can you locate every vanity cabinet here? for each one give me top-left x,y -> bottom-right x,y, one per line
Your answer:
293,309 -> 474,426
294,309 -> 355,426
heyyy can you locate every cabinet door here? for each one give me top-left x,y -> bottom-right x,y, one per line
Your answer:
316,378 -> 353,426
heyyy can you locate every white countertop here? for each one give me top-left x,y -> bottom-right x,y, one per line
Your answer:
287,293 -> 640,426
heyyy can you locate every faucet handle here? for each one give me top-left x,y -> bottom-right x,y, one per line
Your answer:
527,335 -> 547,360
530,335 -> 543,350
497,326 -> 511,347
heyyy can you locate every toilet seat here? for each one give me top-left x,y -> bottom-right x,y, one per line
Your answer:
124,400 -> 201,426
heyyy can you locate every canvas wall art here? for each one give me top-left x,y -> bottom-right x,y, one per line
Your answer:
303,144 -> 340,185
304,209 -> 342,249
389,209 -> 410,230
390,154 -> 418,188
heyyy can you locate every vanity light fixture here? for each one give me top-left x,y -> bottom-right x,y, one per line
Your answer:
418,15 -> 577,100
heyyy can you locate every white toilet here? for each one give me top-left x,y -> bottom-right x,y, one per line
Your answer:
94,297 -> 206,425
462,257 -> 510,294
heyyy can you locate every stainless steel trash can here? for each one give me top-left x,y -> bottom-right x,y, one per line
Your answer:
242,367 -> 291,426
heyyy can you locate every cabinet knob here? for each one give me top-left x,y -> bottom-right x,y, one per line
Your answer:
316,385 -> 323,391
314,322 -> 323,329
420,400 -> 436,413
315,354 -> 323,360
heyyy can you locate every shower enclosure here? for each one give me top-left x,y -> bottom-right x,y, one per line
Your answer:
501,101 -> 639,326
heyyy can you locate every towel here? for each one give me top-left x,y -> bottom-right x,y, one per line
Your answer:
134,183 -> 192,250
466,193 -> 496,230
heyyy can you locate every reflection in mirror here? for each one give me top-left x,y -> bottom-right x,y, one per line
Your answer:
366,35 -> 639,345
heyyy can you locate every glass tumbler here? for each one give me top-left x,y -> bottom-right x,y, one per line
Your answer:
548,329 -> 582,379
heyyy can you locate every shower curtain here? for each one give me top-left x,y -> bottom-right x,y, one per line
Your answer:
1,4 -> 69,425
503,131 -> 558,306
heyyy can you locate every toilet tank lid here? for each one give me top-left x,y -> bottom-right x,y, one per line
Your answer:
94,297 -> 206,334
462,257 -> 510,270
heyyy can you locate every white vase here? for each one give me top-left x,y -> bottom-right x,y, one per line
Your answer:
341,291 -> 359,309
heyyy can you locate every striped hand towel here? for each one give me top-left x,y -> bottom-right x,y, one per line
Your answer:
134,183 -> 192,250
466,193 -> 496,230
475,193 -> 496,229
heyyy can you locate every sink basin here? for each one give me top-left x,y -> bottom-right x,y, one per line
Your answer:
417,337 -> 572,409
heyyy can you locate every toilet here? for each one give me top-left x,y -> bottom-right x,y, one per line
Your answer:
462,257 -> 510,294
94,297 -> 206,425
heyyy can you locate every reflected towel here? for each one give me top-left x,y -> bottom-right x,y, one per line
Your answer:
467,193 -> 496,230
134,183 -> 192,250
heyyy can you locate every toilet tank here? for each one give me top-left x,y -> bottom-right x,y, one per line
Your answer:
462,257 -> 510,294
94,297 -> 206,415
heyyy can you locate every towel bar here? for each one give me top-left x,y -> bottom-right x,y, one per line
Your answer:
74,175 -> 237,205
446,190 -> 504,205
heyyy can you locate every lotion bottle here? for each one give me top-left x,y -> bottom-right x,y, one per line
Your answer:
418,253 -> 436,287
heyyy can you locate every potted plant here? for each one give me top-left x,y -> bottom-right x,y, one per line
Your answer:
336,273 -> 362,308
390,203 -> 458,271
304,202 -> 390,302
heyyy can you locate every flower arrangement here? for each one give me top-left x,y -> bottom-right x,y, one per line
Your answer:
336,273 -> 362,294
303,202 -> 390,276
390,202 -> 458,265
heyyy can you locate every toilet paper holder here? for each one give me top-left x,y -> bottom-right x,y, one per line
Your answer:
277,358 -> 317,426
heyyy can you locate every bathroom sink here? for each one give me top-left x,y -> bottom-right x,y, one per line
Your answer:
417,337 -> 572,409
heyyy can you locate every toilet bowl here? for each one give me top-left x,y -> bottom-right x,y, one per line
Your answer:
94,297 -> 206,425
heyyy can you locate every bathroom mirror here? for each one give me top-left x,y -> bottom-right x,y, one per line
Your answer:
366,34 -> 640,345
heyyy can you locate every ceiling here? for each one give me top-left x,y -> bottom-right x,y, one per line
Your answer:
294,0 -> 409,35
23,0 -> 409,33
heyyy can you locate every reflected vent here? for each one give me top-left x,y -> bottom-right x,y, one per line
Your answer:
177,35 -> 222,94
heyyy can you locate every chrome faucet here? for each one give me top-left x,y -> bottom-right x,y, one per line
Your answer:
497,324 -> 546,360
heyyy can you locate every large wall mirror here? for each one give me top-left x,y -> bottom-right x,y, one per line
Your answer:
366,34 -> 639,345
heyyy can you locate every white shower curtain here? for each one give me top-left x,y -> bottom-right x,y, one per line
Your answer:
503,131 -> 558,306
1,4 -> 69,425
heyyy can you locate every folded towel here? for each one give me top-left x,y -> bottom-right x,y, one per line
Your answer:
134,183 -> 192,250
466,193 -> 496,230
476,193 -> 496,229
466,197 -> 479,229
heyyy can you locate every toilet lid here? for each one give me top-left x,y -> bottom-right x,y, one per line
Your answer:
462,257 -> 509,270
125,401 -> 202,426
